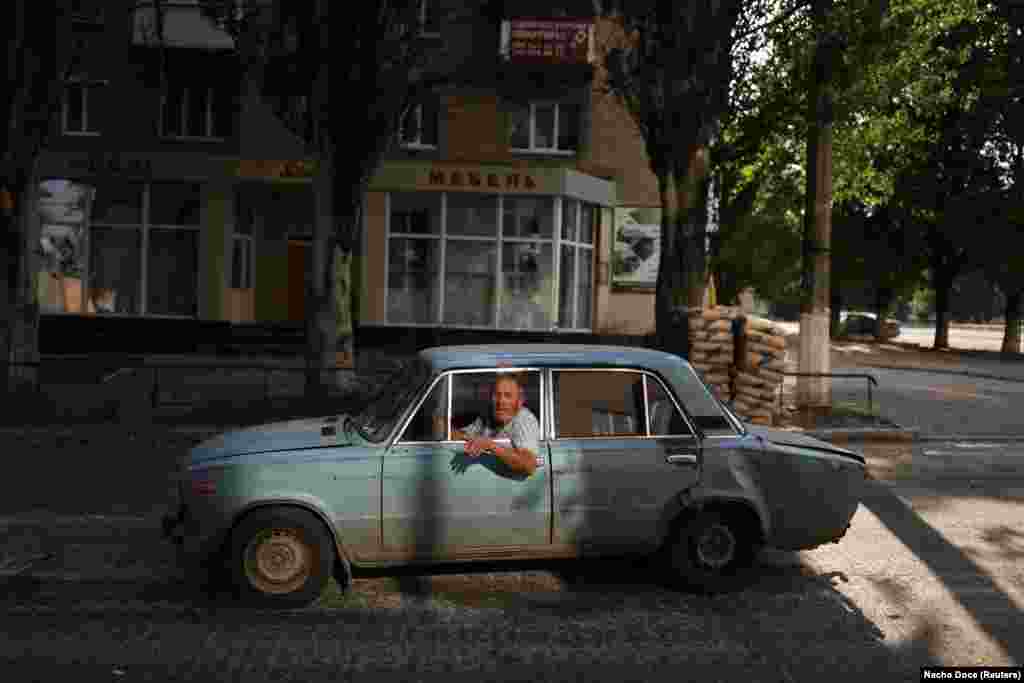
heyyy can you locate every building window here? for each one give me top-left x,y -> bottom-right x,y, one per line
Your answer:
37,180 -> 201,317
509,101 -> 581,154
385,193 -> 595,331
419,0 -> 441,36
161,84 -> 233,140
399,101 -> 439,149
62,80 -> 103,135
558,199 -> 595,330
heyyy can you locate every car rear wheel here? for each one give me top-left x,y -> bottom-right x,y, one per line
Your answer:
667,510 -> 756,594
228,507 -> 333,608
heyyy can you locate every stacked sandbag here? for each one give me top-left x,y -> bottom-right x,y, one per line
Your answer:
686,306 -> 738,402
731,315 -> 789,425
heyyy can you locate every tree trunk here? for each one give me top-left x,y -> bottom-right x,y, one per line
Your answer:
1002,290 -> 1022,354
933,268 -> 953,350
3,181 -> 40,392
654,172 -> 679,352
305,156 -> 337,402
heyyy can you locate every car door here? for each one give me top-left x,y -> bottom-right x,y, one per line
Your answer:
549,368 -> 701,556
381,369 -> 551,562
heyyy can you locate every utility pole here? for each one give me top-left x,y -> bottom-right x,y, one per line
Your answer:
797,0 -> 836,414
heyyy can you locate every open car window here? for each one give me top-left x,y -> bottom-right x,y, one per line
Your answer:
398,374 -> 450,443
553,370 -> 646,438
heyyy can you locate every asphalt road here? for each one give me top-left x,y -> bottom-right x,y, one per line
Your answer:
2,429 -> 1024,680
829,367 -> 1024,436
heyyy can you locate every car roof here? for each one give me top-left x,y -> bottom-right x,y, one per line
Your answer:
417,344 -> 689,374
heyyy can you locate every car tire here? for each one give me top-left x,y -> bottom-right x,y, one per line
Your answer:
228,507 -> 334,608
667,510 -> 756,594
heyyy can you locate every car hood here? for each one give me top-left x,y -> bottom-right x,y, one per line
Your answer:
187,415 -> 367,464
743,424 -> 865,464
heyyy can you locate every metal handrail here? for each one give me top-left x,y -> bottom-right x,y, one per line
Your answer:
780,371 -> 878,415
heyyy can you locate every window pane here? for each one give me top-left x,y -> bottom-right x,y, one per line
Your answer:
91,182 -> 143,225
213,87 -> 234,138
534,104 -> 555,149
421,0 -> 441,34
501,242 -> 553,329
443,240 -> 496,326
421,100 -> 439,146
646,376 -> 692,436
502,196 -> 553,238
452,371 -> 542,439
558,102 -> 581,151
90,226 -> 141,314
678,366 -> 737,435
37,180 -> 92,313
401,376 -> 449,442
151,182 -> 202,226
561,198 -> 577,241
390,192 -> 440,235
579,202 -> 595,244
398,105 -> 416,144
186,87 -> 210,136
163,87 -> 183,136
576,247 -> 592,330
446,193 -> 497,237
65,84 -> 84,132
554,371 -> 644,438
509,103 -> 530,149
148,228 -> 198,316
387,237 -> 440,323
558,245 -> 575,328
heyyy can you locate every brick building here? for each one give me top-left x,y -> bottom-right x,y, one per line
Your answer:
31,1 -> 664,354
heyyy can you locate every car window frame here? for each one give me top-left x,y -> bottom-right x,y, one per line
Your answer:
545,367 -> 699,442
391,366 -> 547,447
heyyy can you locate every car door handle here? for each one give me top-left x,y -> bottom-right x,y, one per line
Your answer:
665,453 -> 698,465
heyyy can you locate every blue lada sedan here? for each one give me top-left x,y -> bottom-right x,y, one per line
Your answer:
162,345 -> 865,607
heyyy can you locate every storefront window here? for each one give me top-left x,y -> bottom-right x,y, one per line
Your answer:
385,193 -> 595,331
90,226 -> 141,314
444,241 -> 496,326
388,237 -> 440,324
446,194 -> 497,237
148,228 -> 198,316
37,179 -> 200,317
501,242 -> 553,329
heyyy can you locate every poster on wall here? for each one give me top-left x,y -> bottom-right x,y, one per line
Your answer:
612,207 -> 661,289
36,180 -> 95,313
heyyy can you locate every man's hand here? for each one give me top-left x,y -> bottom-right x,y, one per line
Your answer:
464,436 -> 497,457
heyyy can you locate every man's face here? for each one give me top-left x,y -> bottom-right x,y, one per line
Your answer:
492,377 -> 523,426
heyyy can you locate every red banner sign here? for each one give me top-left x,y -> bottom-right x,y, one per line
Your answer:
501,19 -> 593,64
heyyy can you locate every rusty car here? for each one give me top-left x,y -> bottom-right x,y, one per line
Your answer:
162,345 -> 866,607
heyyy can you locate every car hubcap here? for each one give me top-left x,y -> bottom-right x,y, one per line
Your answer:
245,528 -> 311,594
695,523 -> 736,570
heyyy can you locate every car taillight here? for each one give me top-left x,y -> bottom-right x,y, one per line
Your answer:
191,476 -> 217,496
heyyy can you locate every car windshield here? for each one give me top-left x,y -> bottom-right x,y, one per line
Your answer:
353,359 -> 434,443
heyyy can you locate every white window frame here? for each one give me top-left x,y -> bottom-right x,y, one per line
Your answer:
160,85 -> 226,141
384,192 -> 593,332
399,102 -> 438,150
62,79 -> 104,136
510,102 -> 579,155
556,198 -> 595,331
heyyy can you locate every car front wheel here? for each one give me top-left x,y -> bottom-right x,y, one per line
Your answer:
228,507 -> 333,608
667,510 -> 756,594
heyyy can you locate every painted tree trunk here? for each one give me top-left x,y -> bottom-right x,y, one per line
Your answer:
1002,290 -> 1022,354
932,269 -> 953,350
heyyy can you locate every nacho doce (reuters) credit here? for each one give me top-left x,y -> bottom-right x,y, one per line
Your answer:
921,667 -> 1022,681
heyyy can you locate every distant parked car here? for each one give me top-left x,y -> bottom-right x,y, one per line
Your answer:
162,345 -> 866,607
840,312 -> 901,339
